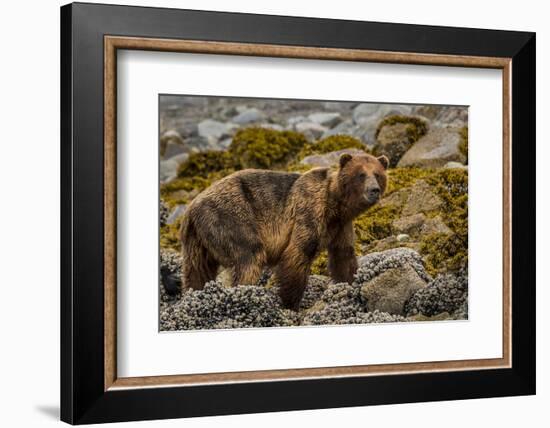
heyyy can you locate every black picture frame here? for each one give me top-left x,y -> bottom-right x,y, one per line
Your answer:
61,2 -> 535,424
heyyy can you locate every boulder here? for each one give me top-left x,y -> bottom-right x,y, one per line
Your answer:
444,161 -> 467,169
398,127 -> 467,168
393,213 -> 426,235
166,204 -> 187,225
295,121 -> 327,139
160,158 -> 179,183
197,119 -> 235,142
232,108 -> 265,124
413,105 -> 468,128
259,123 -> 284,131
163,141 -> 187,160
420,216 -> 453,235
360,265 -> 428,315
160,130 -> 186,158
401,180 -> 443,216
374,121 -> 423,166
308,112 -> 342,128
352,103 -> 413,143
300,148 -> 366,168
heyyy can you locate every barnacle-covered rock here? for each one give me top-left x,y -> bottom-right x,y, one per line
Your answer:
404,265 -> 468,318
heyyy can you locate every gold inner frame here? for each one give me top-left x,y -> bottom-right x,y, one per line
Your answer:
104,35 -> 512,391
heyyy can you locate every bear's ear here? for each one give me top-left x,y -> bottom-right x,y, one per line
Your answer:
339,153 -> 353,168
377,155 -> 389,170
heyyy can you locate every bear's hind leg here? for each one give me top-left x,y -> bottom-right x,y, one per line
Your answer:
182,246 -> 218,290
232,253 -> 265,286
181,218 -> 219,290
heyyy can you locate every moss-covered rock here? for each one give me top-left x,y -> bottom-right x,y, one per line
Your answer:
229,127 -> 308,169
177,150 -> 233,178
298,135 -> 366,159
373,115 -> 428,167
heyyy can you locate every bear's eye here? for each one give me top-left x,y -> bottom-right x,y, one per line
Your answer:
357,172 -> 367,180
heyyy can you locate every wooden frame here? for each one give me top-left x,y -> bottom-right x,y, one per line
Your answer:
62,2 -> 535,424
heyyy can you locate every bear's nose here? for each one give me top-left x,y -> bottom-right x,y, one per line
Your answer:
368,187 -> 380,198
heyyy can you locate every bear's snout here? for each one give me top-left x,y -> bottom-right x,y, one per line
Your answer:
366,186 -> 381,204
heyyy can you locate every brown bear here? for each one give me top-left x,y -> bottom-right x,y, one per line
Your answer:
178,153 -> 389,310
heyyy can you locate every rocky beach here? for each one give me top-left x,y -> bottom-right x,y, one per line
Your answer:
159,95 -> 469,330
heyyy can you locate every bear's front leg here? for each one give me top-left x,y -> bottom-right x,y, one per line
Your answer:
276,241 -> 317,310
328,222 -> 358,284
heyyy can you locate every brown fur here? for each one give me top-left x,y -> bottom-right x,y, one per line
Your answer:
179,153 -> 388,310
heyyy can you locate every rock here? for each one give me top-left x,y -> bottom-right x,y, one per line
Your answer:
374,116 -> 428,166
232,108 -> 265,124
393,213 -> 426,235
259,123 -> 284,131
374,122 -> 413,166
160,200 -> 170,227
360,265 -> 428,315
160,158 -> 179,183
170,153 -> 190,165
308,112 -> 342,128
420,216 -> 453,235
300,148 -> 366,168
197,119 -> 236,142
216,268 -> 234,288
219,138 -> 233,149
396,234 -> 410,242
287,115 -> 308,127
160,129 -> 185,156
352,103 -> 413,143
398,127 -> 467,168
413,106 -> 468,128
323,120 -> 361,138
356,247 -> 431,284
444,161 -> 467,169
163,141 -> 187,160
404,266 -> 468,317
166,204 -> 187,225
294,121 -> 327,139
401,180 -> 443,216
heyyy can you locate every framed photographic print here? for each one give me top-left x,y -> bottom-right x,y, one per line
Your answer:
60,2 -> 536,424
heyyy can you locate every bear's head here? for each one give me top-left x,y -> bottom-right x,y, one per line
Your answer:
337,152 -> 389,216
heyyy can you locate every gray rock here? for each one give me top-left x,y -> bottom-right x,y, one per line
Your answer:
393,213 -> 426,235
166,204 -> 187,225
219,138 -> 233,149
160,158 -> 179,183
444,161 -> 468,169
163,141 -> 187,160
413,106 -> 468,128
401,180 -> 443,217
404,266 -> 468,318
232,108 -> 265,124
398,127 -> 467,168
300,148 -> 366,168
259,123 -> 284,131
197,119 -> 236,142
353,103 -> 412,131
375,122 -> 417,166
295,121 -> 327,139
420,216 -> 453,235
396,234 -> 410,242
308,112 -> 342,128
361,264 -> 428,315
287,115 -> 308,127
